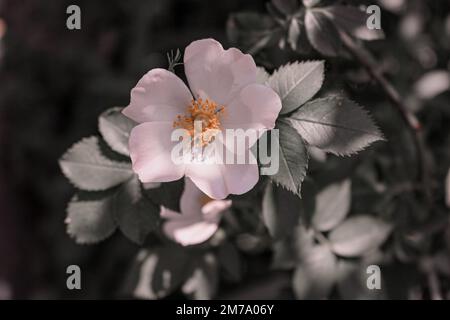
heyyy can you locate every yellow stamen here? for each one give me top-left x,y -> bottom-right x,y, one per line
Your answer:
173,98 -> 226,146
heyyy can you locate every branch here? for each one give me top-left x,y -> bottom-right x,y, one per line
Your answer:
339,31 -> 433,206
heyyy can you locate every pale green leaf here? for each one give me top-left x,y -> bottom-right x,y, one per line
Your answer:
293,244 -> 337,299
268,61 -> 324,114
60,136 -> 133,191
289,97 -> 384,156
66,194 -> 117,244
312,179 -> 351,231
329,215 -> 392,257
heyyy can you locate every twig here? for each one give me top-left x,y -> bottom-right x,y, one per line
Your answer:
339,31 -> 433,206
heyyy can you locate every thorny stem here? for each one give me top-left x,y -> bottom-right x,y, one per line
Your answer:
339,31 -> 433,207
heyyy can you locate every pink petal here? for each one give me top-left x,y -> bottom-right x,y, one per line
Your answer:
185,162 -> 228,200
186,161 -> 259,199
122,68 -> 193,123
163,219 -> 220,246
179,177 -> 204,218
222,83 -> 282,132
129,122 -> 185,183
184,39 -> 257,105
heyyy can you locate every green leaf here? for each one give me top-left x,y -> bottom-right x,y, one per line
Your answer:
98,107 -> 136,156
144,179 -> 184,212
329,215 -> 392,257
262,182 -> 302,239
270,120 -> 309,196
268,61 -> 324,114
312,179 -> 351,231
66,193 -> 117,244
289,97 -> 384,156
60,136 -> 133,191
217,242 -> 242,282
227,12 -> 277,55
256,67 -> 270,84
305,9 -> 342,56
112,177 -> 160,244
292,244 -> 337,299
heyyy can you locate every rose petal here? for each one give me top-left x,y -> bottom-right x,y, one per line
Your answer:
184,39 -> 257,105
222,83 -> 282,131
122,68 -> 193,123
186,160 -> 259,199
163,218 -> 220,246
129,122 -> 185,183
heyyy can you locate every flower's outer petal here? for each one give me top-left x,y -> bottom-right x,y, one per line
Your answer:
162,218 -> 220,246
184,39 -> 257,105
129,122 -> 185,183
222,162 -> 259,196
179,177 -> 204,218
122,68 -> 193,123
186,160 -> 259,200
222,83 -> 282,131
185,162 -> 228,200
202,199 -> 232,219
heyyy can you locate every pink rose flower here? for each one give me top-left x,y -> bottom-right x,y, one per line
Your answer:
123,38 -> 281,199
160,178 -> 232,246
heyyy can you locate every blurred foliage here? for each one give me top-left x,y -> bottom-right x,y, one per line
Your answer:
1,0 -> 450,300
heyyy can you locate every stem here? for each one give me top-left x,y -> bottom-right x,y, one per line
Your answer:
339,31 -> 433,206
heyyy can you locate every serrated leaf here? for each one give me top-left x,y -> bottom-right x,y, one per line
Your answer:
324,5 -> 385,41
268,61 -> 324,114
329,215 -> 392,257
66,194 -> 117,244
292,244 -> 337,299
112,176 -> 160,244
60,136 -> 133,191
312,179 -> 351,231
305,9 -> 342,56
270,120 -> 309,195
289,97 -> 384,156
98,107 -> 136,156
262,182 -> 302,240
256,67 -> 270,84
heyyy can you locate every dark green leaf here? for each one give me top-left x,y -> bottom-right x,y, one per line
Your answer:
305,9 -> 342,56
270,120 -> 309,196
112,177 -> 160,245
262,182 -> 302,239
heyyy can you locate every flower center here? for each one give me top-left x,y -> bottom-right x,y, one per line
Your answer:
173,98 -> 225,146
